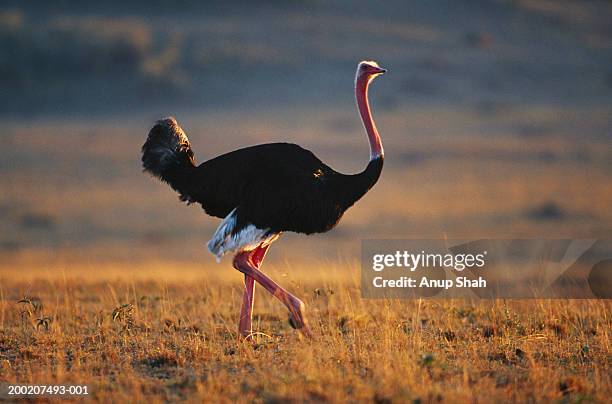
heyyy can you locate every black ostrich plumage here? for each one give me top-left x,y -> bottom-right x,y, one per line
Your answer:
142,117 -> 383,236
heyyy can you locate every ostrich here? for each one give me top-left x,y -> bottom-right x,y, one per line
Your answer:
142,60 -> 386,337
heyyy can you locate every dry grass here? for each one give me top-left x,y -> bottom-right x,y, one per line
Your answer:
0,262 -> 610,402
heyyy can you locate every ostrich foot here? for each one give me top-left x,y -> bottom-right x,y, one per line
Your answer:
287,298 -> 312,338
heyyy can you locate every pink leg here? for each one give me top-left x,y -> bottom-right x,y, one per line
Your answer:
238,246 -> 269,337
239,275 -> 256,337
233,250 -> 311,337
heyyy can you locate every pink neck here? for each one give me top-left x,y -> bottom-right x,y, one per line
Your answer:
356,76 -> 383,160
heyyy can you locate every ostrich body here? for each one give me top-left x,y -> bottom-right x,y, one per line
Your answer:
142,61 -> 386,337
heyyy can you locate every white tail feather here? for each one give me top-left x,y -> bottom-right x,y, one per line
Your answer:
207,209 -> 279,262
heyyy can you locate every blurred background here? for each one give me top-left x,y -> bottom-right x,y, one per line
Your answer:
0,0 -> 610,269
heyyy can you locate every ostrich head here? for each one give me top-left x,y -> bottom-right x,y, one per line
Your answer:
356,60 -> 386,83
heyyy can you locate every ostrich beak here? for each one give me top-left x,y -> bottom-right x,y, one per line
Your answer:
373,67 -> 387,75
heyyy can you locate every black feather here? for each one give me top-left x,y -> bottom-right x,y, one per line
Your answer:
141,117 -> 197,203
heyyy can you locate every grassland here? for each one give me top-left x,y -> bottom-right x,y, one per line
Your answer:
0,262 -> 610,402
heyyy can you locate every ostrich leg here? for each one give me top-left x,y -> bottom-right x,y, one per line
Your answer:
238,245 -> 268,337
239,276 -> 256,337
233,250 -> 311,337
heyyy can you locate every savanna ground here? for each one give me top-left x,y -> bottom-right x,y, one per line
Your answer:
1,263 -> 610,403
1,0 -> 611,402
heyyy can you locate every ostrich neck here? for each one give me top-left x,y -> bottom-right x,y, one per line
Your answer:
330,75 -> 384,211
356,77 -> 384,160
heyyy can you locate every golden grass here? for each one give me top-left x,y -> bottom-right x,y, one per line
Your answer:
0,261 -> 610,402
